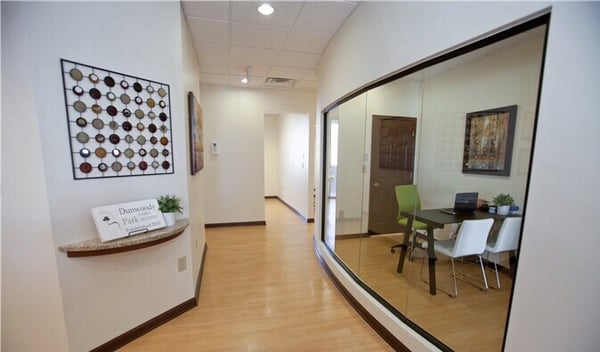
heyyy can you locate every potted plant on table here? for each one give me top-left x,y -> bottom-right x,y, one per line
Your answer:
158,195 -> 183,226
492,193 -> 514,216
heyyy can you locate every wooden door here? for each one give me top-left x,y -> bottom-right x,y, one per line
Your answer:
368,116 -> 416,234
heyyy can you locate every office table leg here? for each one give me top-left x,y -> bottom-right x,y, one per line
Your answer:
427,226 -> 437,295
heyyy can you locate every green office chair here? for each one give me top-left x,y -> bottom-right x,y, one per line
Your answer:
390,185 -> 429,256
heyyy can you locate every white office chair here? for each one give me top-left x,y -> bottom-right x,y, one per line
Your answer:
432,218 -> 494,297
484,217 -> 522,288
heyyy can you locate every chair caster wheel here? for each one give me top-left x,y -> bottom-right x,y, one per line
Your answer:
390,248 -> 396,253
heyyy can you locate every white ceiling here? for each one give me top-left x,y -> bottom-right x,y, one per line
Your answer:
181,1 -> 358,91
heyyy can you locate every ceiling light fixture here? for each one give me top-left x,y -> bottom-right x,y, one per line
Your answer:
241,66 -> 251,84
257,3 -> 274,16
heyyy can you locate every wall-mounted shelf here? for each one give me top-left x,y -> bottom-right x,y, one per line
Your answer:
59,218 -> 189,257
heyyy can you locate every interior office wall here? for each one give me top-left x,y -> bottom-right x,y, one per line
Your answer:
335,95 -> 367,226
199,86 -> 267,224
264,114 -> 281,197
504,3 -> 600,351
336,35 -> 542,236
200,86 -> 316,224
1,3 -> 70,350
1,2 -> 196,351
317,2 -> 547,109
181,8 -> 206,289
316,2 -> 600,351
277,113 -> 310,219
418,36 -> 544,208
265,89 -> 317,220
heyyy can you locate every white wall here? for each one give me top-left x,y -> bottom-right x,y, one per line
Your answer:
265,90 -> 317,220
2,4 -> 69,350
181,5 -> 206,286
418,36 -> 544,208
201,86 -> 315,224
264,114 -> 281,196
335,95 -> 367,223
1,2 -> 200,351
318,2 -> 548,109
336,34 -> 542,235
316,2 -> 600,351
200,86 -> 267,224
277,113 -> 310,219
505,3 -> 600,351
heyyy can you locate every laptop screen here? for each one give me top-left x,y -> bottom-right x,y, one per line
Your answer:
454,192 -> 478,212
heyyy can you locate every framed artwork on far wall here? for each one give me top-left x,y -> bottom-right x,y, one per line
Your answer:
462,105 -> 517,177
188,91 -> 204,175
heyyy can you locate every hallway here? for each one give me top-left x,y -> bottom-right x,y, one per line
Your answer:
120,198 -> 392,351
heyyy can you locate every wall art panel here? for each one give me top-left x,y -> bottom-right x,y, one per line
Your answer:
61,59 -> 174,180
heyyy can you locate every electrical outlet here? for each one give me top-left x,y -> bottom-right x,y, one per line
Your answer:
177,256 -> 187,272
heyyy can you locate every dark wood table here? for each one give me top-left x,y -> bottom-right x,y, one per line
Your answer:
396,209 -> 508,295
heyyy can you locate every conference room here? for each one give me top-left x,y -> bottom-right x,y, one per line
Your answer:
322,20 -> 546,352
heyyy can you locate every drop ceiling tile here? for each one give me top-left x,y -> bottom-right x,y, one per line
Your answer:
231,1 -> 304,26
275,51 -> 320,69
295,2 -> 357,33
268,66 -> 310,80
182,1 -> 230,20
183,1 -> 355,91
295,79 -> 317,90
284,30 -> 332,54
303,70 -> 318,81
232,22 -> 288,49
199,73 -> 229,85
230,46 -> 279,65
230,64 -> 270,77
200,62 -> 229,75
196,46 -> 229,64
187,17 -> 229,46
248,77 -> 266,88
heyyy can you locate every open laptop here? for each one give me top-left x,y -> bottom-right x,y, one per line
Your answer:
440,192 -> 479,215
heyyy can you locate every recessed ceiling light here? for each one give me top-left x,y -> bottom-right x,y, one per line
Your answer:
258,3 -> 274,16
241,77 -> 248,84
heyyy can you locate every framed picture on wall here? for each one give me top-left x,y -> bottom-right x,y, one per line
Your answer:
462,105 -> 517,176
188,91 -> 204,175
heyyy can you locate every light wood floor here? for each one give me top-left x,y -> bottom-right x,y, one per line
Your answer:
335,234 -> 512,352
120,199 -> 392,351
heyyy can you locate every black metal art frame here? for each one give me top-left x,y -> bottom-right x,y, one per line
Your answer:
61,59 -> 174,180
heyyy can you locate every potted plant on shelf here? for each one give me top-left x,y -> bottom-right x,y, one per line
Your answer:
492,193 -> 514,216
158,195 -> 183,226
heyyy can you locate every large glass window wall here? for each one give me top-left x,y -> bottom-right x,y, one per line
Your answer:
322,17 -> 548,351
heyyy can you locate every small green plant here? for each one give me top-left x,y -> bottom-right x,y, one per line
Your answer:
492,193 -> 514,206
157,195 -> 183,213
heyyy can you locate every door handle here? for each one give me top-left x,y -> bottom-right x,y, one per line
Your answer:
374,182 -> 380,187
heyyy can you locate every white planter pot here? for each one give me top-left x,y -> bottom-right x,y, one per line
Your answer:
497,205 -> 511,216
163,212 -> 176,226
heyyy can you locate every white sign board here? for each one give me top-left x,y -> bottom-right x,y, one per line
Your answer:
91,199 -> 166,242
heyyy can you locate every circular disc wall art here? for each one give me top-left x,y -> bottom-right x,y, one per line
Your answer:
61,59 -> 174,179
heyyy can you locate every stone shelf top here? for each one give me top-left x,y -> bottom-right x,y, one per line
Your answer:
58,218 -> 189,257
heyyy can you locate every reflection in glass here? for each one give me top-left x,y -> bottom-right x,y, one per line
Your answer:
323,24 -> 547,351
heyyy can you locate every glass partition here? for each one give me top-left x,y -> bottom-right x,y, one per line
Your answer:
325,93 -> 368,272
322,21 -> 547,351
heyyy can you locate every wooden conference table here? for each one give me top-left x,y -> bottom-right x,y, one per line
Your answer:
396,208 -> 510,295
